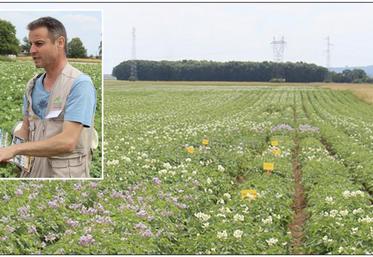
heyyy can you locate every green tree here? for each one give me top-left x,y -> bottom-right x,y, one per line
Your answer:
67,37 -> 87,58
20,36 -> 31,54
0,19 -> 20,55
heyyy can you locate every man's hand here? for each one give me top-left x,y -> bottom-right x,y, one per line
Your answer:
0,147 -> 16,163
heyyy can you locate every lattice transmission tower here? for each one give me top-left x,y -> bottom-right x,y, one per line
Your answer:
325,36 -> 333,82
129,27 -> 137,81
271,36 -> 286,80
271,36 -> 286,62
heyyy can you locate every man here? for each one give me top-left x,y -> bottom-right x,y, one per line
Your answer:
0,16 -> 96,178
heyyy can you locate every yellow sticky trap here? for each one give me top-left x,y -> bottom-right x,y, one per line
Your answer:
186,146 -> 194,154
263,162 -> 274,171
271,140 -> 279,146
240,189 -> 257,200
272,149 -> 281,156
202,139 -> 209,146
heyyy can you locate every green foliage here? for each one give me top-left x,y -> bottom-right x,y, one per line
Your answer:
329,68 -> 370,83
67,37 -> 87,58
20,36 -> 31,54
0,19 -> 20,55
112,60 -> 328,83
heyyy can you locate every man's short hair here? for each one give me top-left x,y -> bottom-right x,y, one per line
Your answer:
27,16 -> 67,54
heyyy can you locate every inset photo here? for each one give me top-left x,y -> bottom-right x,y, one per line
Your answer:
0,11 -> 102,179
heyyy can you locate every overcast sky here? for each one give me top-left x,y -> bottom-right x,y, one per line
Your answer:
1,3 -> 373,74
0,10 -> 101,56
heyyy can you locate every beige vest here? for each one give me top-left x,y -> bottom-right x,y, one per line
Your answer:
20,63 -> 93,178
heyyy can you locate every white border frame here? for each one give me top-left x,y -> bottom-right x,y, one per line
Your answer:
0,9 -> 104,180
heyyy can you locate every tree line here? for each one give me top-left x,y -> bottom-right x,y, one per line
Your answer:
113,60 -> 372,83
0,18 -> 101,59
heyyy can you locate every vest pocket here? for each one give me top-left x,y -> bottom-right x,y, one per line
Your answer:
68,156 -> 87,178
49,159 -> 69,178
48,155 -> 87,178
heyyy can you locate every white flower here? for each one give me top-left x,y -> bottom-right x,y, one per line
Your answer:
262,216 -> 273,225
358,216 -> 373,223
216,213 -> 226,218
217,230 -> 228,240
352,208 -> 364,215
351,227 -> 358,234
233,214 -> 244,222
275,193 -> 282,199
233,229 -> 243,239
158,169 -> 167,175
339,210 -> 349,217
107,159 -> 119,165
185,158 -> 191,162
330,210 -> 338,217
223,193 -> 231,200
194,212 -> 211,222
266,237 -> 278,246
218,165 -> 225,172
163,162 -> 172,170
217,199 -> 225,205
325,196 -> 334,204
322,235 -> 333,243
121,156 -> 131,162
206,178 -> 212,184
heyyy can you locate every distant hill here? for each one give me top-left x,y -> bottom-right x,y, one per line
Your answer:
329,65 -> 373,77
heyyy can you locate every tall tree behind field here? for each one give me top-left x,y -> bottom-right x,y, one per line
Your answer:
0,19 -> 20,55
67,37 -> 87,58
113,60 -> 328,82
20,36 -> 31,54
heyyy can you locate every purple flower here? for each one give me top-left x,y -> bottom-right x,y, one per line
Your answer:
74,183 -> 82,191
44,233 -> 57,242
111,191 -> 124,199
66,219 -> 79,227
90,182 -> 97,189
28,225 -> 37,234
153,177 -> 161,185
5,225 -> 15,233
18,205 -> 30,219
94,215 -> 113,225
0,236 -> 8,241
176,203 -> 188,209
79,234 -> 95,246
136,210 -> 147,218
141,229 -> 153,237
299,124 -> 320,133
160,210 -> 173,217
271,124 -> 294,133
48,200 -> 59,209
134,222 -> 147,230
64,229 -> 74,235
15,188 -> 23,196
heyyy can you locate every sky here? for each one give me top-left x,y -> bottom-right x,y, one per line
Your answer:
0,10 -> 101,56
1,3 -> 373,74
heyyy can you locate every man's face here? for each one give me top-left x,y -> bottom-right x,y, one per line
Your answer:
28,27 -> 64,68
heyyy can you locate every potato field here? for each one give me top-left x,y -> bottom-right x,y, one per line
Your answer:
0,78 -> 372,254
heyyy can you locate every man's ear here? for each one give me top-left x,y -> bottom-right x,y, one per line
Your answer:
56,36 -> 65,50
